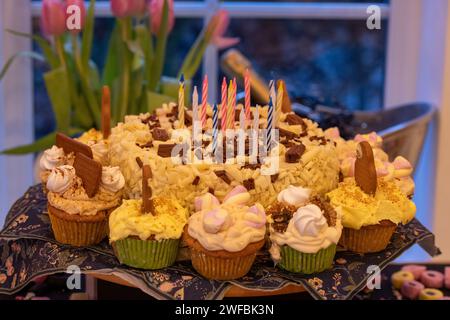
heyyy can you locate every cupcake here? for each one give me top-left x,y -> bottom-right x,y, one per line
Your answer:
267,185 -> 342,274
183,186 -> 266,280
76,129 -> 110,166
46,156 -> 125,246
327,141 -> 416,253
39,145 -> 74,190
109,165 -> 188,269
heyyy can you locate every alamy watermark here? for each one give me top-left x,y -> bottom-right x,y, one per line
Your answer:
366,265 -> 382,290
367,5 -> 382,30
66,265 -> 81,290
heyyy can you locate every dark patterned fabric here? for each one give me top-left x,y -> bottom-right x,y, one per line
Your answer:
0,185 -> 439,300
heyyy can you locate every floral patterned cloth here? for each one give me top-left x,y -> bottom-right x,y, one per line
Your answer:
0,185 -> 440,300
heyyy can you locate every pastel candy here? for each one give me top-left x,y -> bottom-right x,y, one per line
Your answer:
203,208 -> 229,234
440,296 -> 450,300
223,186 -> 249,205
391,271 -> 415,289
420,270 -> 444,288
445,267 -> 450,289
419,288 -> 444,300
245,204 -> 266,228
401,265 -> 427,280
401,280 -> 424,300
194,193 -> 220,212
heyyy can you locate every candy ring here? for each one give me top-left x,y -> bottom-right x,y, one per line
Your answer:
401,265 -> 427,280
420,270 -> 444,288
445,267 -> 450,289
391,271 -> 414,289
401,280 -> 424,300
419,288 -> 444,300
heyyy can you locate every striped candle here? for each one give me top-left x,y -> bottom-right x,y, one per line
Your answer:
275,81 -> 283,126
212,104 -> 219,157
266,97 -> 274,151
221,77 -> 227,132
201,75 -> 208,127
244,69 -> 251,126
226,80 -> 234,129
269,80 -> 276,108
178,74 -> 185,128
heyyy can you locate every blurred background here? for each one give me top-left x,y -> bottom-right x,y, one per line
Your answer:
0,0 -> 449,263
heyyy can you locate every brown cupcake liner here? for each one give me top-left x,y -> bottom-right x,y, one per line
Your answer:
48,204 -> 112,247
339,220 -> 397,253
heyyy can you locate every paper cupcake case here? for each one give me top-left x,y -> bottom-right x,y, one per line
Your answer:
48,204 -> 109,246
339,221 -> 397,253
113,238 -> 180,270
278,244 -> 337,274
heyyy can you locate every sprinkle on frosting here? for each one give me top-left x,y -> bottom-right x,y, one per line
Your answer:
101,166 -> 125,193
40,146 -> 65,171
46,165 -> 76,193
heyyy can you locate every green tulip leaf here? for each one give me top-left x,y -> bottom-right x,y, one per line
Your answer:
43,68 -> 71,132
0,132 -> 56,155
0,51 -> 44,81
81,0 -> 96,70
102,22 -> 120,88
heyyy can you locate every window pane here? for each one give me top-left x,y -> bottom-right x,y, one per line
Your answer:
224,18 -> 387,111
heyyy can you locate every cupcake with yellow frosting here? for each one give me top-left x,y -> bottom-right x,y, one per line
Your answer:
184,186 -> 266,280
109,197 -> 188,270
267,185 -> 342,274
327,141 -> 416,253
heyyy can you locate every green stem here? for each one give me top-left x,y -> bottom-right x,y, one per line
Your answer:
117,18 -> 131,123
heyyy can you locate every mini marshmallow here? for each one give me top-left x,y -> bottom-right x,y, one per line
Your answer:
420,270 -> 444,289
245,204 -> 266,228
194,193 -> 220,212
202,208 -> 230,234
391,271 -> 414,289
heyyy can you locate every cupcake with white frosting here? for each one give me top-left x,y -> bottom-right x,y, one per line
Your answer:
39,145 -> 74,190
183,186 -> 267,280
267,185 -> 342,274
47,165 -> 125,246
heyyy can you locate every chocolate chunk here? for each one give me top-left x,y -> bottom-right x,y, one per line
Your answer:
152,128 -> 169,142
137,141 -> 153,149
142,165 -> 155,215
279,128 -> 297,140
208,187 -> 215,195
243,163 -> 261,170
136,157 -> 143,168
185,112 -> 193,127
192,176 -> 200,186
270,174 -> 279,183
243,178 -> 255,190
309,195 -> 337,227
214,170 -> 231,184
310,136 -> 327,145
148,121 -> 161,130
285,144 -> 305,163
286,114 -> 307,129
157,143 -> 177,157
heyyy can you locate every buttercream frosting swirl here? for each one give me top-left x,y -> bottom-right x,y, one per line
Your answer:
91,141 -> 109,165
277,185 -> 311,207
292,204 -> 328,237
101,166 -> 125,193
40,146 -> 65,171
46,165 -> 76,193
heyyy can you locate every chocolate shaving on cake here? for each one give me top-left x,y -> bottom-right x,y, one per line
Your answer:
271,174 -> 279,183
242,162 -> 261,170
148,121 -> 161,130
208,187 -> 215,195
214,170 -> 231,184
185,113 -> 193,127
192,176 -> 200,186
136,157 -> 143,168
243,178 -> 255,191
142,165 -> 155,214
309,136 -> 327,146
157,143 -> 179,157
285,114 -> 307,131
279,128 -> 297,140
56,133 -> 93,159
285,144 -> 305,163
152,128 -> 169,142
137,141 -> 154,149
267,202 -> 297,233
309,195 -> 337,227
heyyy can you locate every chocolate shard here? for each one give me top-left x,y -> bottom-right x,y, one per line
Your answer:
279,128 -> 297,140
192,176 -> 200,186
152,128 -> 169,142
285,114 -> 306,129
270,174 -> 279,183
136,157 -> 143,168
137,141 -> 154,149
267,202 -> 297,233
285,144 -> 306,163
185,112 -> 193,127
242,163 -> 262,170
157,144 -> 177,158
208,187 -> 215,195
56,133 -> 93,159
142,165 -> 155,215
73,153 -> 102,198
310,136 -> 327,146
243,178 -> 255,191
214,170 -> 232,184
309,195 -> 337,227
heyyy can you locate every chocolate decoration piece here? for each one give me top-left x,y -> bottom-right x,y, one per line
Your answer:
285,114 -> 306,127
243,163 -> 261,170
192,176 -> 200,186
157,144 -> 177,158
208,187 -> 215,195
142,165 -> 155,214
101,86 -> 111,139
214,170 -> 231,184
279,128 -> 297,140
152,128 -> 169,141
73,153 -> 102,198
309,195 -> 337,227
277,80 -> 292,113
267,202 -> 296,233
285,144 -> 306,163
355,141 -> 377,195
271,174 -> 279,183
56,133 -> 93,159
136,157 -> 143,168
185,113 -> 193,127
243,178 -> 255,191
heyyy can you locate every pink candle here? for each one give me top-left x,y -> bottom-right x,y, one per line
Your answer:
231,78 -> 237,126
221,77 -> 227,132
244,69 -> 251,127
201,75 -> 208,127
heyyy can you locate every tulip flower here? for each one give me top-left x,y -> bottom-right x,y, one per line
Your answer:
149,0 -> 175,35
65,0 -> 86,33
129,0 -> 148,16
41,0 -> 67,36
209,10 -> 239,49
111,0 -> 148,18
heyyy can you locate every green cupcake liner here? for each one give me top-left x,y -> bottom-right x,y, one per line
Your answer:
113,238 -> 180,270
279,244 -> 337,274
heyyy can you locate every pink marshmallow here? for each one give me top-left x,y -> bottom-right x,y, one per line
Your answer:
246,205 -> 266,228
401,280 -> 425,300
401,265 -> 427,280
420,270 -> 444,289
194,193 -> 220,212
223,185 -> 248,202
393,156 -> 412,170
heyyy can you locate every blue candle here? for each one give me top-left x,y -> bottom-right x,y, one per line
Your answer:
267,97 -> 274,151
212,104 -> 219,157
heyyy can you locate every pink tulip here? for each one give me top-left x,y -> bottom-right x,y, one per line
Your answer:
65,0 -> 86,33
129,0 -> 148,16
41,0 -> 67,36
111,0 -> 130,18
209,10 -> 239,49
149,0 -> 175,35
